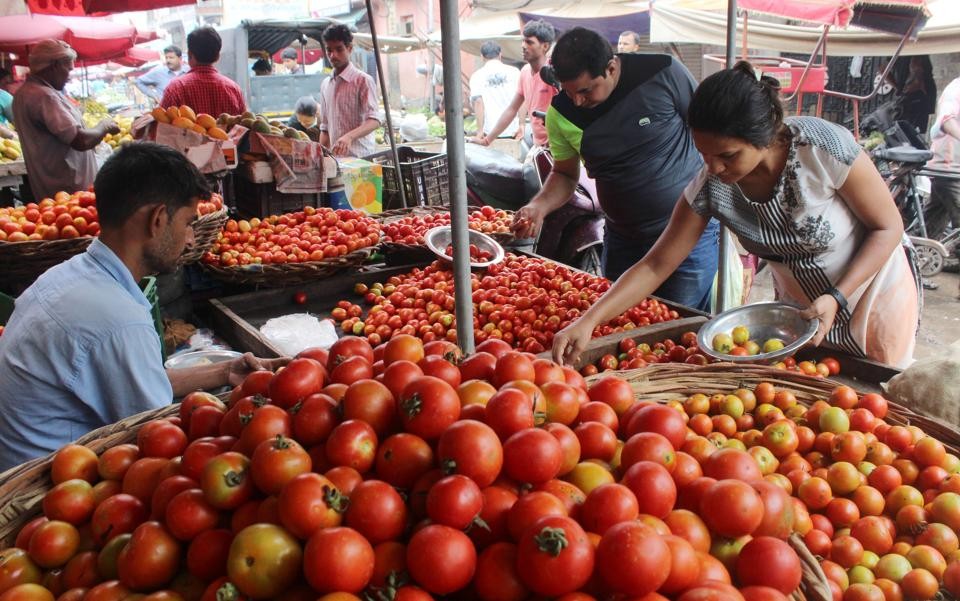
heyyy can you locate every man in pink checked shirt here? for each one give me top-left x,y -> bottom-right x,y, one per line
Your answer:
319,24 -> 382,157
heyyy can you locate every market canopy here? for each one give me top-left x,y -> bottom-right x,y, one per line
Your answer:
23,0 -> 195,17
0,14 -> 137,63
650,0 -> 957,56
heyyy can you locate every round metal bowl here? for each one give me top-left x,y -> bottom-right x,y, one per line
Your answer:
165,349 -> 242,370
425,225 -> 505,269
697,302 -> 818,363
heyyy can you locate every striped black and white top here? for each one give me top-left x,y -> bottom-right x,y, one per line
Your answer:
683,116 -> 921,367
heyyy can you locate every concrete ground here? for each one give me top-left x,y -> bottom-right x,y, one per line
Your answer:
747,266 -> 960,361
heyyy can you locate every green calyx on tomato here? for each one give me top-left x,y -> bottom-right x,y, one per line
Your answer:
216,581 -> 243,601
440,458 -> 457,475
323,484 -> 349,514
534,526 -> 570,557
401,394 -> 424,418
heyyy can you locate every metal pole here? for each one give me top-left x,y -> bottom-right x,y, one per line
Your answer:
365,0 -> 408,208
716,0 -> 738,314
439,0 -> 475,354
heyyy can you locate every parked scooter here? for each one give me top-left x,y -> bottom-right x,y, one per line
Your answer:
462,115 -> 604,274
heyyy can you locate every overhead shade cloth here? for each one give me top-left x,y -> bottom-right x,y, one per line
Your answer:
53,16 -> 136,62
25,0 -> 196,16
517,10 -> 650,44
650,0 -> 956,56
0,14 -> 68,56
242,19 -> 338,55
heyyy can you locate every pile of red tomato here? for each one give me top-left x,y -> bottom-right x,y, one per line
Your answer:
196,194 -> 224,217
0,191 -> 99,242
202,208 -> 381,267
6,335 -> 959,601
582,334 -> 843,376
331,254 -> 679,352
381,206 -> 513,245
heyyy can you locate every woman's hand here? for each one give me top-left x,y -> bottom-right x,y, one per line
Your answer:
800,295 -> 840,347
552,319 -> 596,367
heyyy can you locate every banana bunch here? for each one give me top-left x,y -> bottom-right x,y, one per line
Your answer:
0,138 -> 21,163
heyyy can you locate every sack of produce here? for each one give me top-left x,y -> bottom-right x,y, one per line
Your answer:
883,339 -> 960,424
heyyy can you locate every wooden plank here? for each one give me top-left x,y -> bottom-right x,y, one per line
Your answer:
207,298 -> 284,358
796,348 -> 898,394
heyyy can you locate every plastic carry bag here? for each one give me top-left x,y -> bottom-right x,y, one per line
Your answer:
260,314 -> 339,357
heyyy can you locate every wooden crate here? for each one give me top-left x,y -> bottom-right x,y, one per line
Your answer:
206,255 -> 702,359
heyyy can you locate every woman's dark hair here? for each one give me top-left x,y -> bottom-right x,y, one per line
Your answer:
322,23 -> 354,46
688,61 -> 785,147
551,27 -> 613,82
95,142 -> 210,229
295,96 -> 318,117
187,26 -> 222,64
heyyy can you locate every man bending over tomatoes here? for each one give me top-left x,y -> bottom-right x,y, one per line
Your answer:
0,143 -> 285,472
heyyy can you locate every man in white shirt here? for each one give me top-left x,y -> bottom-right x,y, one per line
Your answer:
469,41 -> 521,140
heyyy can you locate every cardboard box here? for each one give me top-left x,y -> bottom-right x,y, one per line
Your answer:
332,157 -> 383,214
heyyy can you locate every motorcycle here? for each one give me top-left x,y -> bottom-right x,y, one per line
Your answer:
462,115 -> 604,275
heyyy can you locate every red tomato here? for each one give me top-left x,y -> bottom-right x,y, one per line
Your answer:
579,483 -> 639,535
700,479 -> 764,537
165,489 -> 219,541
493,352 -> 535,387
51,445 -> 99,485
470,486 -> 519,549
626,404 -> 687,450
186,529 -> 233,582
250,435 -> 312,495
418,355 -> 462,389
458,352 -> 497,383
703,448 -> 763,481
752,480 -> 796,539
325,420 -> 378,473
344,480 -> 408,544
588,377 -> 635,415
375,432 -> 435,489
267,357 -> 326,409
328,336 -> 375,369
473,542 -> 528,601
179,391 -> 226,432
736,537 -> 802,594
290,393 -> 338,448
341,379 -> 398,436
506,491 -> 569,543
515,516 -> 594,597
484,388 -> 535,440
303,527 -> 374,593
382,361 -> 424,400
117,522 -> 181,591
97,444 -> 140,481
330,356 -> 374,386
150,475 -> 198,521
137,420 -> 188,459
406,525 -> 477,595
426,475 -> 483,530
435,420 -> 503,488
660,534 -> 701,594
27,520 -> 78,569
595,521 -> 671,596
502,428 -> 562,485
621,460 -> 677,519
42,479 -> 95,525
398,376 -> 460,440
90,493 -> 147,546
277,473 -> 346,539
234,405 -> 292,457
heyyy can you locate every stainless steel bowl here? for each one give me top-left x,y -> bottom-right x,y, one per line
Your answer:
697,302 -> 818,363
165,349 -> 242,370
425,225 -> 505,268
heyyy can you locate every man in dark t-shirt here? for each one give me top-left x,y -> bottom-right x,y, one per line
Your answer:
513,27 -> 718,311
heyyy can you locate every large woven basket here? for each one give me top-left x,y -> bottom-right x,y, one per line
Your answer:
178,208 -> 229,265
0,237 -> 93,295
0,403 -> 179,549
201,245 -> 376,288
600,362 -> 960,454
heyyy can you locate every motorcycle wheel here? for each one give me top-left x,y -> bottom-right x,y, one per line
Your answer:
914,241 -> 946,277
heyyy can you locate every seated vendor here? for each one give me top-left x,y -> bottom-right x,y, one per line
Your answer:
287,96 -> 321,142
0,142 -> 286,472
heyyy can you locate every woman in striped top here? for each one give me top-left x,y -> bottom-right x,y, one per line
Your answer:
553,61 -> 920,368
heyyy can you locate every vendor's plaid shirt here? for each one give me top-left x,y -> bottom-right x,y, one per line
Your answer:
319,62 -> 382,157
160,65 -> 246,117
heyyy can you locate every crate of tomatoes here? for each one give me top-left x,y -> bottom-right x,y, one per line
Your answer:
375,205 -> 516,265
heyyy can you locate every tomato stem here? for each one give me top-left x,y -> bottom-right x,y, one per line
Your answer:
401,393 -> 423,417
534,526 -> 569,557
323,485 -> 349,513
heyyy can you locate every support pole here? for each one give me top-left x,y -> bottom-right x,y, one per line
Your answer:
365,0 -> 408,207
715,0 -> 738,314
439,0 -> 475,354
